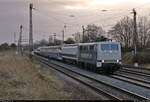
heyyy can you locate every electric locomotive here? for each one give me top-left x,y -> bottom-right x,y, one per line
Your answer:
61,42 -> 122,73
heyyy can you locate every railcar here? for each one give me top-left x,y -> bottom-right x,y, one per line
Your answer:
61,44 -> 78,62
34,46 -> 62,60
34,47 -> 46,57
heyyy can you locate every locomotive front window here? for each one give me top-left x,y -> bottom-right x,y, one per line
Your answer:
101,44 -> 110,51
101,44 -> 119,51
111,44 -> 119,51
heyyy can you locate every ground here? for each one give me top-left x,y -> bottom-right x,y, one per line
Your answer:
40,63 -> 103,100
0,50 -> 102,100
0,50 -> 69,99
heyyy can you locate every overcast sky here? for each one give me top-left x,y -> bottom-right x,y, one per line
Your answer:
1,0 -> 150,44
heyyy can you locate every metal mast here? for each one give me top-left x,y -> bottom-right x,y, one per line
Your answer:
29,3 -> 33,53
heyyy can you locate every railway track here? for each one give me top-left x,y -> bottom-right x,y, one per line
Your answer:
109,74 -> 150,90
115,73 -> 150,84
123,65 -> 150,71
109,67 -> 150,90
32,54 -> 150,101
123,67 -> 150,74
33,55 -> 121,100
118,68 -> 150,77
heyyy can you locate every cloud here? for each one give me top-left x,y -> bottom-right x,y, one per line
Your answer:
0,0 -> 150,44
65,5 -> 88,10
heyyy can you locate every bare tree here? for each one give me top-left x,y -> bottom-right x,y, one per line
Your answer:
108,16 -> 150,50
137,16 -> 150,48
38,39 -> 49,46
73,32 -> 82,43
64,38 -> 75,44
84,24 -> 105,42
108,16 -> 134,49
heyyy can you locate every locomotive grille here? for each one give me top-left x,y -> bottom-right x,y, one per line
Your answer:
104,60 -> 117,63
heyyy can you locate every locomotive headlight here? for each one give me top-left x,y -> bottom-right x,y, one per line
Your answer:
117,59 -> 119,63
102,60 -> 104,63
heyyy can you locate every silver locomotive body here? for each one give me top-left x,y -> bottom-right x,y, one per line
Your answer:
78,42 -> 121,73
61,42 -> 122,73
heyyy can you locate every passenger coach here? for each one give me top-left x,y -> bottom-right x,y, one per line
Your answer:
34,46 -> 62,60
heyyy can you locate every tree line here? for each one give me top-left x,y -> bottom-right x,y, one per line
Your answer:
36,15 -> 150,51
4,15 -> 150,52
0,43 -> 16,51
34,24 -> 109,48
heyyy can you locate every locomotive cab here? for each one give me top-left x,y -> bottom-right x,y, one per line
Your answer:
97,42 -> 122,73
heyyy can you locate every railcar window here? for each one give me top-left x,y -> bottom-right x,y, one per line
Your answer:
80,46 -> 83,50
88,46 -> 90,51
84,46 -> 87,51
83,46 -> 86,50
86,46 -> 88,50
90,45 -> 94,51
94,45 -> 97,51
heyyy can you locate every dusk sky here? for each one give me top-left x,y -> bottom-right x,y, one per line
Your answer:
1,0 -> 150,44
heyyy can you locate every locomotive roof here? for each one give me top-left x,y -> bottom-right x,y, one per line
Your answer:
62,41 -> 120,47
38,45 -> 61,49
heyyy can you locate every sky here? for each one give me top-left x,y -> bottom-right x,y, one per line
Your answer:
1,0 -> 150,44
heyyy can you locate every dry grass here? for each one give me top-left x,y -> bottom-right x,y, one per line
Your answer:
122,52 -> 150,68
142,64 -> 150,69
122,52 -> 134,65
0,50 -> 69,100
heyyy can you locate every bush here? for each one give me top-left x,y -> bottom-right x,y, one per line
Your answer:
133,52 -> 150,64
0,43 -> 10,51
0,43 -> 17,51
122,52 -> 134,65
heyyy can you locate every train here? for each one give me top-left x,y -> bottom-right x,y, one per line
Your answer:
34,41 -> 122,74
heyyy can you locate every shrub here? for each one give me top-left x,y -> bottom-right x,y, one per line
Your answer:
133,52 -> 150,64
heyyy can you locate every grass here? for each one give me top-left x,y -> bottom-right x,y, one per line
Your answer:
122,52 -> 134,65
0,50 -> 70,100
